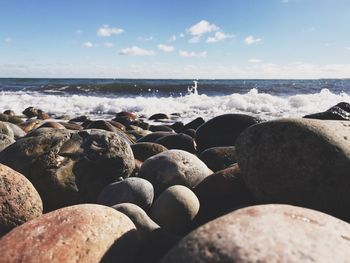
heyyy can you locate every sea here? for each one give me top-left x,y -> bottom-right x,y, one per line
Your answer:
0,78 -> 349,122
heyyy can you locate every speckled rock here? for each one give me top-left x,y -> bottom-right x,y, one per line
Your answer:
0,134 -> 15,152
150,185 -> 200,235
131,142 -> 168,161
0,204 -> 138,263
199,146 -> 237,172
98,177 -> 154,211
162,204 -> 350,263
0,121 -> 14,139
0,164 -> 43,236
0,128 -> 135,211
193,164 -> 255,226
139,150 -> 212,196
195,114 -> 259,152
156,133 -> 197,153
236,118 -> 350,221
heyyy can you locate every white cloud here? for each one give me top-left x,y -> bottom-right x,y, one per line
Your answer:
168,35 -> 177,42
189,36 -> 201,43
138,36 -> 154,42
248,58 -> 263,63
4,37 -> 13,43
158,44 -> 175,52
188,20 -> 219,36
179,50 -> 207,58
75,29 -> 83,34
244,35 -> 262,45
97,25 -> 124,37
104,42 -> 114,48
82,41 -> 93,48
206,32 -> 234,43
119,46 -> 155,56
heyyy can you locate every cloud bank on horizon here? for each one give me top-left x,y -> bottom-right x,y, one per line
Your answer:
0,0 -> 350,78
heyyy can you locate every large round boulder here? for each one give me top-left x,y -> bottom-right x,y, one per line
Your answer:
236,118 -> 350,221
150,185 -> 200,235
139,149 -> 212,196
162,204 -> 350,263
0,128 -> 135,211
98,177 -> 154,211
195,114 -> 259,152
0,204 -> 138,263
0,164 -> 43,236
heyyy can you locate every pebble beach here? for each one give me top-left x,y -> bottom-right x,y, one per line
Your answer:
1,101 -> 350,262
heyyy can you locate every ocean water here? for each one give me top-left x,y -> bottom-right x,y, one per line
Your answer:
0,78 -> 349,122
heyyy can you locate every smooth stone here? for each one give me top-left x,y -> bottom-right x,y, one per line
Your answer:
137,131 -> 174,143
22,106 -> 39,118
69,115 -> 88,123
3,110 -> 15,116
304,102 -> 350,120
150,185 -> 200,235
5,122 -> 26,138
7,115 -> 23,124
0,128 -> 135,211
0,121 -> 14,139
38,121 -> 66,129
195,114 -> 259,152
182,117 -> 205,131
0,204 -> 138,263
139,149 -> 212,197
86,120 -> 118,132
37,110 -> 50,120
59,121 -> 83,130
108,120 -> 126,131
127,129 -> 152,140
0,134 -> 15,151
18,119 -> 44,132
156,133 -> 197,153
199,146 -> 237,172
0,164 -> 43,237
0,113 -> 9,122
169,121 -> 184,132
116,111 -> 138,121
193,164 -> 255,226
98,177 -> 154,211
182,128 -> 196,138
149,125 -> 175,132
162,204 -> 350,263
149,113 -> 169,120
236,118 -> 350,221
113,203 -> 180,263
131,142 -> 168,162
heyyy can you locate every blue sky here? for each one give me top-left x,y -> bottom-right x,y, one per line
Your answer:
0,0 -> 350,78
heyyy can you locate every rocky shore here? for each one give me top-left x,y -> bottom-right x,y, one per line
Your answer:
1,103 -> 350,262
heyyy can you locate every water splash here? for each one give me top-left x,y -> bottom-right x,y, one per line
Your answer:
187,80 -> 199,95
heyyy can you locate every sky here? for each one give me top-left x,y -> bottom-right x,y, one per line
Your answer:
0,0 -> 350,79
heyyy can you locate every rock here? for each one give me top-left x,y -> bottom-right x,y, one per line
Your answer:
37,109 -> 50,120
5,122 -> 26,138
22,106 -> 39,118
69,115 -> 88,123
131,142 -> 168,162
182,128 -> 196,138
3,110 -> 15,116
0,128 -> 135,211
0,204 -> 138,263
86,120 -> 118,132
162,204 -> 350,263
113,112 -> 138,126
109,120 -> 126,131
139,149 -> 212,196
38,121 -> 66,129
59,121 -> 83,130
0,121 -> 14,139
236,118 -> 350,221
0,164 -> 43,236
149,113 -> 169,120
199,146 -> 237,172
150,185 -> 200,235
98,177 -> 154,211
195,114 -> 259,153
18,119 -> 44,132
113,203 -> 180,263
183,117 -> 205,131
169,121 -> 184,132
304,102 -> 350,120
137,131 -> 174,143
193,164 -> 255,226
7,115 -> 23,124
132,159 -> 143,177
0,134 -> 15,151
149,125 -> 175,132
156,133 -> 197,153
127,129 -> 152,141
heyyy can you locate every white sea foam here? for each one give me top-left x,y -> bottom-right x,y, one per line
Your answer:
0,88 -> 349,122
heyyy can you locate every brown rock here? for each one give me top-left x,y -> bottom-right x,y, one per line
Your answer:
162,204 -> 350,263
131,142 -> 168,161
0,164 -> 43,236
0,204 -> 138,263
